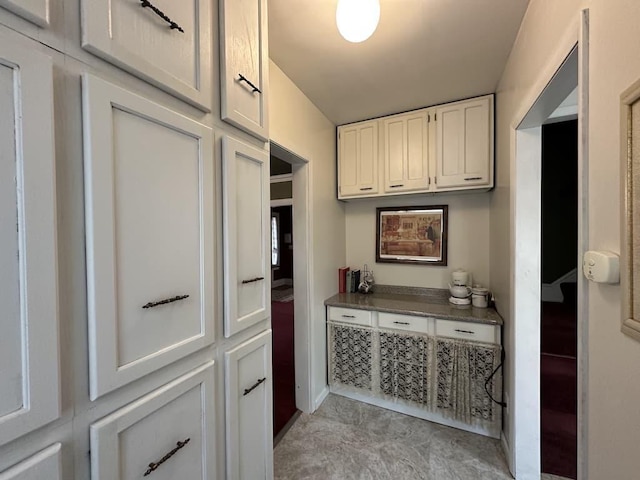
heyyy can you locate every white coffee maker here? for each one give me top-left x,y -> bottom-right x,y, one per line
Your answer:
449,269 -> 472,305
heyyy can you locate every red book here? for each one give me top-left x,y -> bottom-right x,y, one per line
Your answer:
338,267 -> 350,293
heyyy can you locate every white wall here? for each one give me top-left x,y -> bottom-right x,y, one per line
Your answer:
492,0 -> 640,477
345,193 -> 491,289
269,60 -> 346,408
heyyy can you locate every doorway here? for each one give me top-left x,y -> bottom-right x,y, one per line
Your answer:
268,142 -> 313,442
270,156 -> 297,439
509,12 -> 589,478
540,118 -> 578,478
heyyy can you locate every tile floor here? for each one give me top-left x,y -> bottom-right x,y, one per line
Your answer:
274,394 -> 570,480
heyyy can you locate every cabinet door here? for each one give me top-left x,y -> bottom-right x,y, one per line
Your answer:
220,0 -> 269,141
222,136 -> 270,338
0,0 -> 48,27
338,120 -> 379,198
83,74 -> 215,400
90,362 -> 216,480
383,111 -> 429,193
435,96 -> 493,189
0,38 -> 59,446
0,444 -> 62,480
225,330 -> 273,480
81,0 -> 212,111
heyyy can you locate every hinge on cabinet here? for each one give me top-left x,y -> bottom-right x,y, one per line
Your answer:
434,177 -> 437,185
435,113 -> 437,121
428,177 -> 431,185
428,114 -> 430,123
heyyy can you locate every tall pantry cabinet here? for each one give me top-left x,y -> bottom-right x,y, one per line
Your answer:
0,0 -> 273,478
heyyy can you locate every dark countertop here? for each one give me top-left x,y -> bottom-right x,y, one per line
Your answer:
324,289 -> 503,326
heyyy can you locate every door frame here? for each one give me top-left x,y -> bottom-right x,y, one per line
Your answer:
270,141 -> 314,413
508,10 -> 589,479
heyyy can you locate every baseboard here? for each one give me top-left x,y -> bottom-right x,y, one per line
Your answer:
314,385 -> 330,411
273,410 -> 302,448
501,431 -> 514,478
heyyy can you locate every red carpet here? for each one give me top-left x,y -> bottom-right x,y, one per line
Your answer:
541,300 -> 577,479
271,299 -> 298,437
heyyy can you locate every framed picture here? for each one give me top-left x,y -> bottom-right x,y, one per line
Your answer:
376,205 -> 448,266
621,78 -> 640,342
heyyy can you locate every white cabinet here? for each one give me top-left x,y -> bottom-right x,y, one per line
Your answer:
0,0 -> 49,27
220,0 -> 269,141
0,38 -> 60,446
338,120 -> 379,197
81,0 -> 213,111
336,95 -> 494,199
435,96 -> 493,189
83,74 -> 215,400
90,362 -> 216,480
0,444 -> 62,480
225,331 -> 273,480
383,110 -> 430,193
222,136 -> 270,338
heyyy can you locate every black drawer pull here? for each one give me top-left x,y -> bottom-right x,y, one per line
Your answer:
464,177 -> 482,181
140,0 -> 184,33
393,321 -> 410,325
142,294 -> 189,309
359,187 -> 373,191
243,377 -> 266,396
143,438 -> 191,476
390,184 -> 404,188
341,314 -> 356,318
238,74 -> 262,94
242,276 -> 265,284
454,329 -> 475,334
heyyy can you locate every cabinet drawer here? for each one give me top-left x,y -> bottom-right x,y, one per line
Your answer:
436,320 -> 499,344
225,330 -> 273,480
0,444 -> 61,479
83,75 -> 215,399
81,0 -> 212,111
90,362 -> 216,480
328,307 -> 372,326
378,313 -> 433,335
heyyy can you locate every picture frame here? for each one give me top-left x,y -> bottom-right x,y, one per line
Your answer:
621,78 -> 640,342
376,205 -> 448,266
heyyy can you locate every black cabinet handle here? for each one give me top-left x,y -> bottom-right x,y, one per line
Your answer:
393,321 -> 410,325
242,277 -> 265,285
143,438 -> 191,476
390,184 -> 404,188
243,377 -> 266,396
342,314 -> 356,318
464,177 -> 482,181
359,187 -> 373,191
142,295 -> 189,309
238,74 -> 262,94
454,329 -> 475,334
140,0 -> 184,33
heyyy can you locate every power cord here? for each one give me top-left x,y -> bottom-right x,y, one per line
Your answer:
485,347 -> 507,408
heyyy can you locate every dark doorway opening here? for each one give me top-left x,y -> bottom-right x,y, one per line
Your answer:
540,119 -> 578,479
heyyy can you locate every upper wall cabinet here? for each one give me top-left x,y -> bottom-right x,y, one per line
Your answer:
81,0 -> 212,111
435,96 -> 493,189
0,37 -> 60,446
337,94 -> 494,200
338,120 -> 379,197
383,110 -> 430,194
0,0 -> 49,27
222,136 -> 270,338
82,74 -> 215,400
220,0 -> 269,141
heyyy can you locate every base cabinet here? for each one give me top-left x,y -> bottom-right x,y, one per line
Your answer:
90,362 -> 216,480
327,308 -> 502,438
225,330 -> 273,480
0,444 -> 61,480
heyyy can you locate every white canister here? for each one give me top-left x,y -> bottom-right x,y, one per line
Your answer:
471,287 -> 490,308
451,269 -> 469,286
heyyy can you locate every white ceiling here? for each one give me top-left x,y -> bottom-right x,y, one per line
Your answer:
269,0 -> 530,125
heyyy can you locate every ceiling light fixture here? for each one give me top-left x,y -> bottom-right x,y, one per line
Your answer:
336,0 -> 380,43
